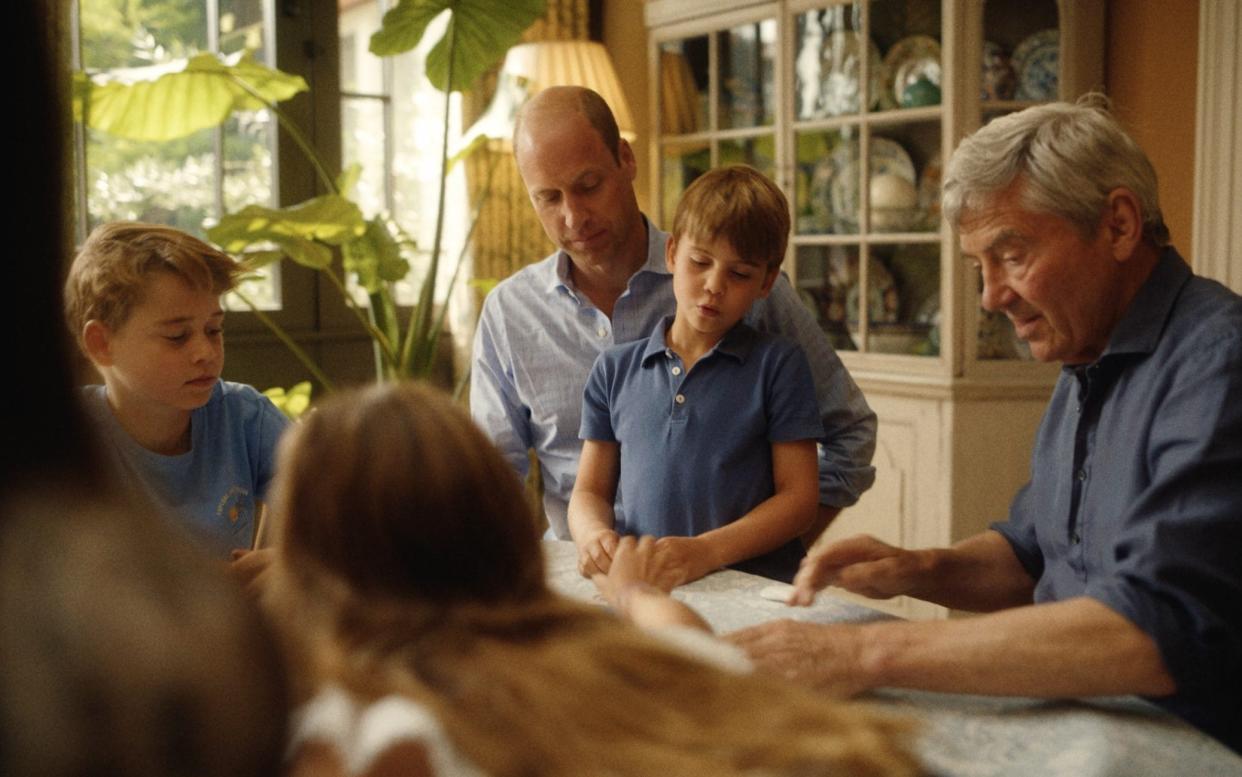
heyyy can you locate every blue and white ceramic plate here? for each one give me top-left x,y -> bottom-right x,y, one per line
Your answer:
828,137 -> 916,233
1013,29 -> 1059,101
883,35 -> 942,108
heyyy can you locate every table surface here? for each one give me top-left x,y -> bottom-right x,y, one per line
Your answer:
543,541 -> 1242,777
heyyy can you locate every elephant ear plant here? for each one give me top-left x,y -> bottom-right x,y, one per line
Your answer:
75,0 -> 545,391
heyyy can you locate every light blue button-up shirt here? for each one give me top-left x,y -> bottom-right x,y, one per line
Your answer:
471,219 -> 876,539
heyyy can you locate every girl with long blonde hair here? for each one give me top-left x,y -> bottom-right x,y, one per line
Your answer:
267,382 -> 922,777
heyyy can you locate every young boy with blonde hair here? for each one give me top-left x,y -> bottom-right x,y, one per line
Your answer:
65,222 -> 290,560
568,166 -> 823,584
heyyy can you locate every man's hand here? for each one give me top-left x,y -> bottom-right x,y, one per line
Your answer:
576,528 -> 620,578
725,620 -> 870,696
228,547 -> 276,597
789,534 -> 925,606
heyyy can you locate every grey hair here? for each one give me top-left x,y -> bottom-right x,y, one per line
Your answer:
942,93 -> 1169,246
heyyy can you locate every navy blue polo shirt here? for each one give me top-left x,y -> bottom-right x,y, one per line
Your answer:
992,248 -> 1242,752
580,317 -> 824,582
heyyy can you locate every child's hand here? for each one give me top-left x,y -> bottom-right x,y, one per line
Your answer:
228,547 -> 275,598
652,536 -> 721,587
576,528 -> 620,578
594,535 -> 679,602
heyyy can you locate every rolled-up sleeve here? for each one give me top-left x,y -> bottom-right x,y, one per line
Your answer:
1086,338 -> 1242,732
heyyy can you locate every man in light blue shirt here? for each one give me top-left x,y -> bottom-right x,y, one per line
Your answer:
471,85 -> 876,541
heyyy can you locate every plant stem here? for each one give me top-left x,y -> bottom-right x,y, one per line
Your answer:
229,75 -> 338,195
233,288 -> 337,392
400,24 -> 456,375
428,147 -> 499,354
319,265 -> 400,367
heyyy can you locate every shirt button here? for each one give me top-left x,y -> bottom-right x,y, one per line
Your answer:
1070,532 -> 1081,545
671,366 -> 682,376
1076,469 -> 1086,481
674,394 -> 686,404
596,327 -> 607,338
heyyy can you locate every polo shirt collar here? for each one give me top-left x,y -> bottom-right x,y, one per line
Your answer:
640,316 -> 759,366
1100,246 -> 1192,359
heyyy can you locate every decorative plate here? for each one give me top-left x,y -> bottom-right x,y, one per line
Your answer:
882,35 -> 942,109
1013,29 -> 1059,101
981,41 -> 1016,101
828,137 -> 916,233
818,29 -> 885,117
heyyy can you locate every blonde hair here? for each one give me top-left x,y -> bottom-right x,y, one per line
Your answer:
268,383 -> 922,777
672,165 -> 791,270
64,222 -> 241,345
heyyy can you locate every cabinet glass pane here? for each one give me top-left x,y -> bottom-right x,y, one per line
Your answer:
718,19 -> 777,129
793,3 -> 879,119
719,135 -> 775,179
868,123 -> 939,234
794,128 -> 859,235
870,0 -> 942,111
794,244 -> 859,352
868,244 -> 939,356
659,37 -> 709,135
660,142 -> 710,228
983,0 -> 1059,103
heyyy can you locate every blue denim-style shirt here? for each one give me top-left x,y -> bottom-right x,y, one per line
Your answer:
471,218 -> 876,539
992,248 -> 1242,751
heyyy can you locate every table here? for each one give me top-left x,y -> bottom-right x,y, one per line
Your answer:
544,541 -> 1242,777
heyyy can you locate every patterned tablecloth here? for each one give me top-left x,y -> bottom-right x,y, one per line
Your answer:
544,541 -> 1242,777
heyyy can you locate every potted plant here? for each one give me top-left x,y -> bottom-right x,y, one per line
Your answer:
75,0 -> 545,392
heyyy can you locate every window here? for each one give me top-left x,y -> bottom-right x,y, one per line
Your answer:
338,0 -> 468,306
71,0 -> 282,309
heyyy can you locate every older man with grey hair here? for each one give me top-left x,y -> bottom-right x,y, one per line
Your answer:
728,95 -> 1242,753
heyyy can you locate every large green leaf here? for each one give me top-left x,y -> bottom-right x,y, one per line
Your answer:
343,218 -> 410,293
368,0 -> 545,92
208,195 -> 366,269
81,50 -> 307,141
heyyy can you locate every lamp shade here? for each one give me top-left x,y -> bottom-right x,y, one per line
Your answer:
500,40 -> 636,140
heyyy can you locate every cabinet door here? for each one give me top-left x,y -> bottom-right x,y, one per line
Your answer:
654,12 -> 779,228
789,0 -> 943,360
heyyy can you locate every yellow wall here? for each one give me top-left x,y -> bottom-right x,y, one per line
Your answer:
603,2 -> 652,218
1106,0 -> 1199,261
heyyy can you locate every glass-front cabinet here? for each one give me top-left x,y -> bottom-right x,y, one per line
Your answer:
647,0 -> 1104,618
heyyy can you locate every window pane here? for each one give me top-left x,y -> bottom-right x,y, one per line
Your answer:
77,0 -> 281,311
85,127 -> 217,232
80,0 -> 207,69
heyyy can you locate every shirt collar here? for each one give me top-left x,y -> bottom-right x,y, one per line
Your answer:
546,215 -> 669,298
640,316 -> 759,366
1100,246 -> 1192,359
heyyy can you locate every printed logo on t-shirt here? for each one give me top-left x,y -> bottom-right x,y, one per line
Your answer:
216,485 -> 252,525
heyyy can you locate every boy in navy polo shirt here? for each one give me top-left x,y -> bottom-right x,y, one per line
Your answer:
568,165 -> 824,584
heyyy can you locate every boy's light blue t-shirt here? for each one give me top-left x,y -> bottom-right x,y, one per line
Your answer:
579,317 -> 824,581
84,380 -> 290,559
